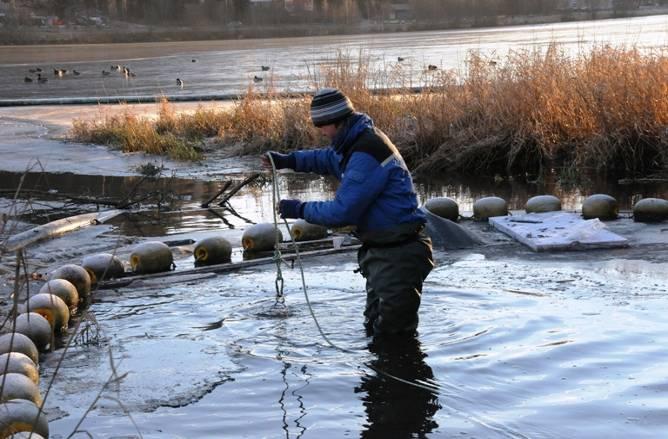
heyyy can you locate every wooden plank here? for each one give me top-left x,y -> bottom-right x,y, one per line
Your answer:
489,211 -> 629,252
97,244 -> 361,290
1,210 -> 123,253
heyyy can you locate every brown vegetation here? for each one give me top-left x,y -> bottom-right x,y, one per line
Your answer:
70,45 -> 668,179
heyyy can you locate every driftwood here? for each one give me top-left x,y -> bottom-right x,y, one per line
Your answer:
98,243 -> 360,290
217,173 -> 260,207
618,177 -> 668,185
1,210 -> 123,253
0,189 -> 119,207
0,188 -> 172,210
200,181 -> 232,208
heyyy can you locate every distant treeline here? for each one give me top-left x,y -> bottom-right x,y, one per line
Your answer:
8,0 -> 668,26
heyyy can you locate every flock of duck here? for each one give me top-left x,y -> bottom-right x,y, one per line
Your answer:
21,59 -> 275,90
19,56 -> 444,91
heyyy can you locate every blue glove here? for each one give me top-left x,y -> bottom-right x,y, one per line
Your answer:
279,199 -> 304,219
267,151 -> 296,170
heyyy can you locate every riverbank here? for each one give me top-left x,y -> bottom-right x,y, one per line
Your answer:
2,7 -> 668,45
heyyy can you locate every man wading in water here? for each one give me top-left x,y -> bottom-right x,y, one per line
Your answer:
263,88 -> 434,338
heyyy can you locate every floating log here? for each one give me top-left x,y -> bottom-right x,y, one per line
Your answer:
1,210 -> 123,253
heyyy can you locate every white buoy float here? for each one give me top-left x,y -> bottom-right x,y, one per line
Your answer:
633,198 -> 668,223
0,399 -> 49,437
289,220 -> 328,242
82,253 -> 125,283
48,264 -> 91,300
11,313 -> 52,352
0,373 -> 42,405
242,223 -> 283,252
525,195 -> 562,213
38,279 -> 79,312
582,194 -> 618,220
21,294 -> 70,335
0,334 -> 38,365
424,197 -> 459,221
0,353 -> 39,384
194,237 -> 232,266
130,241 -> 174,274
473,197 -> 508,220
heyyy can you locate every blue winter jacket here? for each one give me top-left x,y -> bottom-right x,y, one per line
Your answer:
290,113 -> 425,235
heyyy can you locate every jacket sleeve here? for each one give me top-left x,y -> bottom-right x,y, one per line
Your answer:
302,152 -> 389,227
292,148 -> 340,176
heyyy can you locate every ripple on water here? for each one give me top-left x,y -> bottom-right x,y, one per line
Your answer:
42,253 -> 668,437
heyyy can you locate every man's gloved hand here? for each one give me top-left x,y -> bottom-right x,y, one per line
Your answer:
278,199 -> 304,219
262,151 -> 295,170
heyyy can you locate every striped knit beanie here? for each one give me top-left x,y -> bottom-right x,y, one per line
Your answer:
310,88 -> 355,127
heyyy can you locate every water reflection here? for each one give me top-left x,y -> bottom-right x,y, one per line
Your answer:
275,321 -> 308,439
357,337 -> 441,438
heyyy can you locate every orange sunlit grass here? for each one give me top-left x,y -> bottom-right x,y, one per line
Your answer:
70,45 -> 668,178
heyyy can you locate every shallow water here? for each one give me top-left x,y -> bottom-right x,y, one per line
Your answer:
39,249 -> 668,438
1,15 -> 667,101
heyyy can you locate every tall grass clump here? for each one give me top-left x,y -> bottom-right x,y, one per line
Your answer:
70,45 -> 668,178
442,45 -> 666,177
313,46 -> 668,178
220,86 -> 319,155
71,102 -> 202,161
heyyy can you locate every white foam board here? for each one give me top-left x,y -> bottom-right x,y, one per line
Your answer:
489,211 -> 629,252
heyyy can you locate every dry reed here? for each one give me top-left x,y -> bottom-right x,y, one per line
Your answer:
69,45 -> 668,178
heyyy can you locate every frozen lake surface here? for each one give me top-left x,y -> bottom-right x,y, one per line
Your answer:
1,15 -> 666,101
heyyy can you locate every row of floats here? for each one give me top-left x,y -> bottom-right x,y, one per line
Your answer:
0,262 -> 91,437
424,194 -> 668,222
